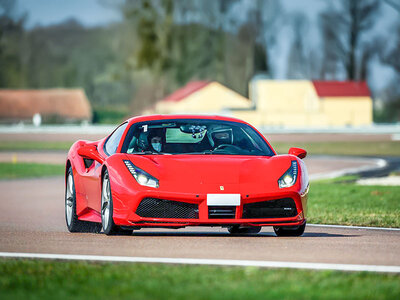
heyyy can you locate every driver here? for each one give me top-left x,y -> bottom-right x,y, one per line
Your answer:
149,129 -> 163,152
150,135 -> 162,152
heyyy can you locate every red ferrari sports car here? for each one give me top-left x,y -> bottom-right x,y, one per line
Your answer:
65,115 -> 309,236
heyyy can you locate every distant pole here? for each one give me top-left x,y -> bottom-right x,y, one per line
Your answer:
32,113 -> 42,127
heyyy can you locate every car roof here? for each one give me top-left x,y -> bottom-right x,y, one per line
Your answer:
126,114 -> 248,125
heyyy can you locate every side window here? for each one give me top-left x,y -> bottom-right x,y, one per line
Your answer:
104,122 -> 128,156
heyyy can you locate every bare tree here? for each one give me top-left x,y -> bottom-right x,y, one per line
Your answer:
380,23 -> 400,73
384,0 -> 400,13
286,13 -> 309,79
320,0 -> 379,81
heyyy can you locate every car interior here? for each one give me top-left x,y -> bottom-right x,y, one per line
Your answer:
123,120 -> 273,156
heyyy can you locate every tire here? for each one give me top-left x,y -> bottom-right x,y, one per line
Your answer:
273,222 -> 306,237
101,170 -> 133,236
65,167 -> 102,233
228,226 -> 261,235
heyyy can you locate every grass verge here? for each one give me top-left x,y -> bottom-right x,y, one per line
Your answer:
0,162 -> 64,179
273,141 -> 400,156
0,141 -> 72,151
0,259 -> 399,300
308,177 -> 400,227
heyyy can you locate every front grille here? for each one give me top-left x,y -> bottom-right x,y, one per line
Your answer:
242,198 -> 297,219
136,198 -> 198,219
208,206 -> 236,219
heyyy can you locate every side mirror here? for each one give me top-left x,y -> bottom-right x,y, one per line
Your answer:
288,147 -> 307,159
78,145 -> 104,164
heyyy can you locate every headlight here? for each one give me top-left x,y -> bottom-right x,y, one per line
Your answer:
123,160 -> 159,188
278,161 -> 298,188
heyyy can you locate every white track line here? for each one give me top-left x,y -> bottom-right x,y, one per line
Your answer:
1,252 -> 399,273
308,224 -> 400,231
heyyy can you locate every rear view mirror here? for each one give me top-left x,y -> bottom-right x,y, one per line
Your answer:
180,124 -> 206,134
288,147 -> 307,159
78,145 -> 104,164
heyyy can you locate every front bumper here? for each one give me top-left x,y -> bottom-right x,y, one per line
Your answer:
113,189 -> 308,228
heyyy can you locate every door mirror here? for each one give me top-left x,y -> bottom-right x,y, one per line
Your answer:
288,147 -> 307,159
78,145 -> 104,164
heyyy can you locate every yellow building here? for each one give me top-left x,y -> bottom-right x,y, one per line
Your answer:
144,81 -> 251,115
233,80 -> 373,127
144,79 -> 373,128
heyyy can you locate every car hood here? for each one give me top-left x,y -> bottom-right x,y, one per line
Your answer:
124,154 -> 295,193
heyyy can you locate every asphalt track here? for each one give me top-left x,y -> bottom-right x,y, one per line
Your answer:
1,129 -> 399,272
0,168 -> 399,271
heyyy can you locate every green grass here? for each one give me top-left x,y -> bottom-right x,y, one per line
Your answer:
273,141 -> 400,156
0,259 -> 399,300
308,178 -> 400,227
0,162 -> 64,179
0,141 -> 72,151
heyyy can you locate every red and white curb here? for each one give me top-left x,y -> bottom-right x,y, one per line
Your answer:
0,252 -> 399,273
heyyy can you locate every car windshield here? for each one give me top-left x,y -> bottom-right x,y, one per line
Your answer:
121,119 -> 274,156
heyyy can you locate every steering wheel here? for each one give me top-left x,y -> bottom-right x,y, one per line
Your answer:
214,144 -> 242,151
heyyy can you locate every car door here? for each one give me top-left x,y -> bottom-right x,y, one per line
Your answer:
83,122 -> 128,213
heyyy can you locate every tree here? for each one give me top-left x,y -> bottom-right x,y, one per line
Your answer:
376,2 -> 400,121
0,0 -> 26,87
320,0 -> 379,80
122,0 -> 174,98
380,24 -> 400,73
286,13 -> 309,79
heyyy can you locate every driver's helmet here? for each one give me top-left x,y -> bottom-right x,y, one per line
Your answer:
211,129 -> 233,147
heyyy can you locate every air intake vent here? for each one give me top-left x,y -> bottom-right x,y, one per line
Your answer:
208,206 -> 236,219
242,198 -> 297,219
136,198 -> 198,219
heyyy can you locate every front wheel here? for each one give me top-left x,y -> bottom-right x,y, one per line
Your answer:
65,167 -> 101,233
101,170 -> 133,235
273,222 -> 306,237
228,226 -> 261,235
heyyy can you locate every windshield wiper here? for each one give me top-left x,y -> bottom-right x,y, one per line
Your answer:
130,151 -> 164,155
202,150 -> 214,154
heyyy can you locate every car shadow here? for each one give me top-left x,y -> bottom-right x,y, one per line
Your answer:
131,231 -> 258,237
128,231 -> 358,238
302,232 -> 359,238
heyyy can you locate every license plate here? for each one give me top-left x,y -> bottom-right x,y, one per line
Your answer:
207,194 -> 240,206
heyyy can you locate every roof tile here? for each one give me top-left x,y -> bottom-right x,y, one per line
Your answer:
312,81 -> 370,97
